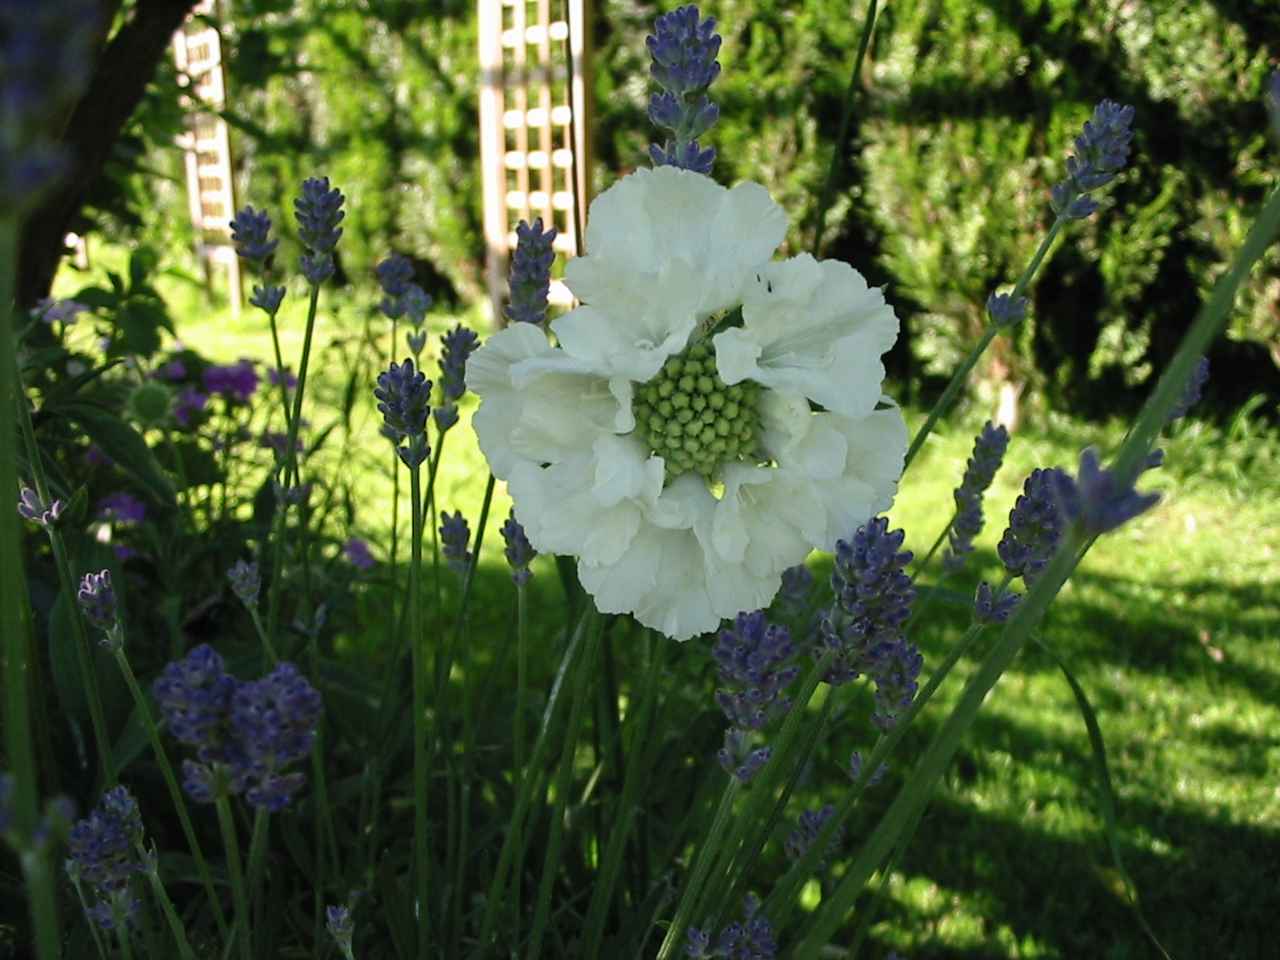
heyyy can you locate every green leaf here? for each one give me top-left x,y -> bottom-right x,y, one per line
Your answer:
73,285 -> 119,310
128,247 -> 159,289
110,700 -> 151,774
1039,639 -> 1173,960
59,403 -> 176,508
47,591 -> 88,721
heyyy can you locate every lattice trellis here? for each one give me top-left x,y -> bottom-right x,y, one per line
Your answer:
479,0 -> 592,322
173,0 -> 241,314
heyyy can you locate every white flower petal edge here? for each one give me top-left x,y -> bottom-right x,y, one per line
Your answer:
713,254 -> 898,419
508,434 -> 663,568
557,166 -> 788,379
578,475 -> 778,640
466,324 -> 629,480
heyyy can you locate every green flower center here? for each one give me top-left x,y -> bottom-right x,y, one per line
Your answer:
633,342 -> 762,484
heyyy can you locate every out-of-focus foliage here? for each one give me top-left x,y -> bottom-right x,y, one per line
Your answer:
77,0 -> 1279,417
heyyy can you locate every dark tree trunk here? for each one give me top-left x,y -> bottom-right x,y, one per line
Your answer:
18,0 -> 199,307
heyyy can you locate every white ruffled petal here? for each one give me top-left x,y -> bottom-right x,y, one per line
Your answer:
467,326 -> 627,479
712,465 -> 815,579
777,406 -> 909,550
720,255 -> 899,419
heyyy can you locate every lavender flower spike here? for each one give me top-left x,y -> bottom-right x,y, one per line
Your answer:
1051,99 -> 1136,220
713,611 -> 798,784
230,662 -> 322,811
17,485 -> 63,527
974,581 -> 1021,624
784,805 -> 844,869
434,324 -> 480,431
500,510 -> 536,585
647,5 -> 721,174
440,511 -> 472,576
374,358 -> 432,468
295,176 -> 345,283
997,467 -> 1070,583
817,517 -> 916,685
1052,447 -> 1160,536
230,206 -> 278,263
944,420 -> 1010,572
227,559 -> 261,607
506,218 -> 557,326
327,905 -> 356,960
77,570 -> 118,633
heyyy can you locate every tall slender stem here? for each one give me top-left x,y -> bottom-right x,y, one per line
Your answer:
409,462 -> 430,958
215,790 -> 253,960
904,217 -> 1066,472
138,843 -> 197,960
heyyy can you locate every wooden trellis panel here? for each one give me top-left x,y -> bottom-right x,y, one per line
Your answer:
479,0 -> 592,323
173,0 -> 241,315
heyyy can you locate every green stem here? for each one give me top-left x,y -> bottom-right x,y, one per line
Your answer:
139,843 -> 197,960
903,217 -> 1067,472
409,462 -> 430,959
513,579 -> 529,928
113,648 -> 230,938
247,605 -> 279,665
113,905 -> 137,960
284,284 -> 321,489
215,789 -> 254,960
477,605 -> 596,947
21,853 -> 62,960
528,608 -> 604,960
654,778 -> 741,960
265,306 -> 294,437
1,217 -> 52,939
70,872 -> 109,960
808,0 -> 879,258
245,808 -> 270,929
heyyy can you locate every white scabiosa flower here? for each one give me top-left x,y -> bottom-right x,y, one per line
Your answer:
468,166 -> 907,640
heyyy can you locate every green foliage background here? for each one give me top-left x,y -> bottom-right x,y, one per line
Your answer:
98,0 -> 1280,416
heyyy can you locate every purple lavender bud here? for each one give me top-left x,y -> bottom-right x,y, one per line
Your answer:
17,485 -> 63,526
974,581 -> 1021,624
153,645 -> 239,764
506,218 -> 557,326
998,468 -> 1070,584
712,611 -> 799,731
203,360 -> 260,403
376,255 -> 416,319
97,492 -> 146,526
817,517 -> 915,686
400,285 -> 432,326
646,6 -> 721,173
986,291 -> 1028,327
440,511 -> 472,576
250,283 -> 286,314
300,252 -> 335,285
157,360 -> 186,381
326,905 -> 355,956
227,559 -> 260,606
439,325 -> 480,405
848,750 -> 888,786
717,728 -> 770,784
1166,357 -> 1209,424
784,804 -> 844,869
685,927 -> 712,958
343,537 -> 376,571
406,329 -> 428,356
230,662 -> 322,811
294,176 -> 345,254
870,636 -> 923,731
1050,100 -> 1135,221
501,510 -> 536,585
66,786 -> 144,895
230,206 -> 279,262
647,6 -> 721,97
179,760 -> 219,804
1051,447 -> 1160,536
944,421 -> 1010,572
713,895 -> 777,960
374,358 -> 432,468
76,570 -> 117,632
649,139 -> 716,176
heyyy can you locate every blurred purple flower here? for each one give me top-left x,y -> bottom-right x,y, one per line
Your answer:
343,538 -> 376,571
173,387 -> 208,427
268,366 -> 297,390
157,360 -> 187,381
97,492 -> 146,526
203,360 -> 259,403
35,297 -> 88,325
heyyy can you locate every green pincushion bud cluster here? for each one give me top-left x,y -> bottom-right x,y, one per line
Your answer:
633,342 -> 761,482
127,381 -> 173,427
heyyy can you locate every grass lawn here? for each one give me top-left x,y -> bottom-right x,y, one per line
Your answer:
55,257 -> 1280,958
